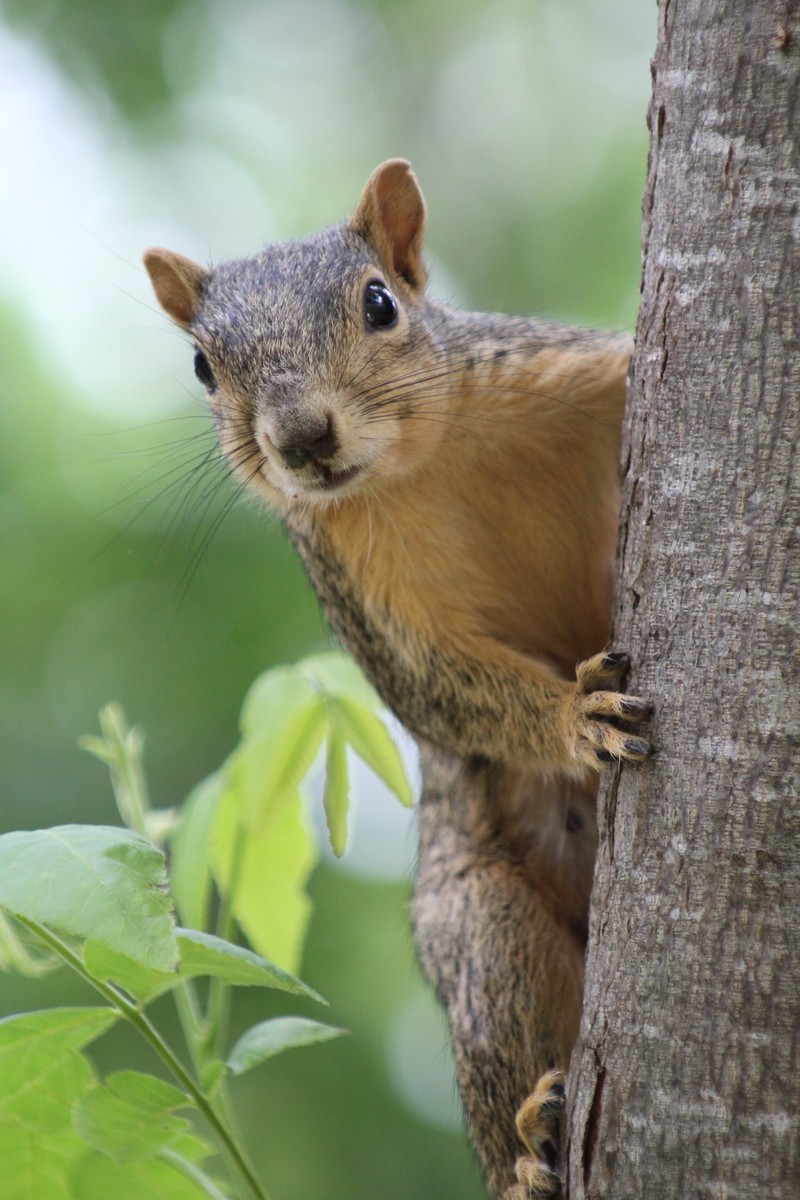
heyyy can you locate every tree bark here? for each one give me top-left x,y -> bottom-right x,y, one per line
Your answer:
567,2 -> 800,1197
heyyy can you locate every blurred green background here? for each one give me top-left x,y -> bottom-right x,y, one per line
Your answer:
0,1 -> 652,1197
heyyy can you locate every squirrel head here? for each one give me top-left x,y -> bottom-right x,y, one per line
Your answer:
144,159 -> 452,513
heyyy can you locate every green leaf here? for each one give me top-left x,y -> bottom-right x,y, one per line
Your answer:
70,1150 -> 212,1199
0,1123 -> 86,1200
211,790 -> 317,975
72,1071 -> 209,1165
83,942 -> 175,1002
2,1051 -> 94,1133
0,911 -> 60,977
0,826 -> 178,972
169,772 -> 225,931
81,705 -> 153,839
0,1008 -> 109,1196
77,736 -> 117,767
0,1009 -> 117,1113
84,929 -> 325,1004
329,697 -> 413,806
239,665 -> 317,738
226,1016 -> 346,1076
97,1069 -> 189,1113
176,928 -> 324,1001
231,695 -> 327,833
299,650 -> 380,706
322,733 -> 350,857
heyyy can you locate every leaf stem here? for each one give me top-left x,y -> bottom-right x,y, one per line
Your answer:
208,821 -> 248,1058
160,1148 -> 232,1200
16,916 -> 269,1200
173,978 -> 209,1074
99,703 -> 152,837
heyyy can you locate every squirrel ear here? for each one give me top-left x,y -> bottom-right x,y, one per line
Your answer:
350,159 -> 427,290
143,247 -> 209,329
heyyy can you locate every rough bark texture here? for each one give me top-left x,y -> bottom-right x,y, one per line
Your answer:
567,2 -> 800,1197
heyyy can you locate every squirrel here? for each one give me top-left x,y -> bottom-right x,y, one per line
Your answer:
144,159 -> 651,1199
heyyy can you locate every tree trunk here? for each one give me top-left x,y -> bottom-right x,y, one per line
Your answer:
567,2 -> 800,1197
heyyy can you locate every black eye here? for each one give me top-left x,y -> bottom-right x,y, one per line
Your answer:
193,348 -> 217,392
364,281 -> 399,329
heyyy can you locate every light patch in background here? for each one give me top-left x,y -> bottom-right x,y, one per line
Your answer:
0,0 -> 652,420
387,985 -> 464,1132
209,0 -> 376,72
0,24 -> 185,421
432,0 -> 650,215
0,29 -> 123,405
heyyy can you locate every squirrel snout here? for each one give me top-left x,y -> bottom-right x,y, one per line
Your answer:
269,413 -> 340,470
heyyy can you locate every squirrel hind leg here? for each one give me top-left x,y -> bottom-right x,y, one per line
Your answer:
503,1069 -> 565,1200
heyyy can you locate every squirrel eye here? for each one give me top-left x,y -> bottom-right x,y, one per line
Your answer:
364,281 -> 399,330
193,348 -> 217,392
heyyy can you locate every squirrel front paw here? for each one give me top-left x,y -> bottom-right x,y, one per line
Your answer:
567,651 -> 653,772
503,1069 -> 564,1200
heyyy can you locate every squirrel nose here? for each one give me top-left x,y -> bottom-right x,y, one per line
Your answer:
277,414 -> 339,469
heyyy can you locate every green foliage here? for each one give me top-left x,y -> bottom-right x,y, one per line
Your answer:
0,911 -> 57,977
0,653 -> 412,1200
0,1009 -> 118,1200
0,6 -> 650,1196
209,789 -> 316,978
175,929 -> 324,1000
73,1071 -> 210,1165
0,826 -> 178,972
227,1017 -> 347,1076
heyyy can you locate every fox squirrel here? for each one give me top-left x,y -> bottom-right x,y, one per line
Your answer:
144,159 -> 650,1199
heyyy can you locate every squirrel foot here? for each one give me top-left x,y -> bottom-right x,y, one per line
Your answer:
569,650 -> 653,771
502,1069 -> 564,1199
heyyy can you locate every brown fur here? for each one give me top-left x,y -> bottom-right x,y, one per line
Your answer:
144,159 -> 650,1198
414,749 -> 591,1197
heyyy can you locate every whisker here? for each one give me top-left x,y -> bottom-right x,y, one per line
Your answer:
170,451 -> 263,611
97,438 -> 223,519
79,441 -> 226,574
355,375 -> 616,430
154,448 -> 234,555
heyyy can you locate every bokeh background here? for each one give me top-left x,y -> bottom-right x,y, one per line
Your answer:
0,2 -> 653,1197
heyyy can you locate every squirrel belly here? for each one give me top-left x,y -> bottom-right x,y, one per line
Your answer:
143,157 -> 652,1200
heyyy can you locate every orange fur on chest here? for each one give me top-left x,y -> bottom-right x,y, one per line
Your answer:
320,360 -> 623,677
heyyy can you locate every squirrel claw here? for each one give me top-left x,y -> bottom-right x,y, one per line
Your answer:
582,649 -> 628,690
503,1069 -> 564,1199
571,651 -> 653,770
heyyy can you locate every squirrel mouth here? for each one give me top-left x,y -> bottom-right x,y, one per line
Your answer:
315,462 -> 364,491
